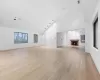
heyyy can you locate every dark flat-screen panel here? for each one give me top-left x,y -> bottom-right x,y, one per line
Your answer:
14,32 -> 28,44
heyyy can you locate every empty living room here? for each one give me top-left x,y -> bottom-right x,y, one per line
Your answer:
0,0 -> 100,80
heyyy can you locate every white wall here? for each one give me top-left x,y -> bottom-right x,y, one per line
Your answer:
57,11 -> 85,32
43,23 -> 57,48
38,34 -> 45,46
0,26 -> 39,50
57,32 -> 67,47
85,1 -> 100,73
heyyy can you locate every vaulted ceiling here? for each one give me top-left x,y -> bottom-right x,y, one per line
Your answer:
0,0 -> 98,33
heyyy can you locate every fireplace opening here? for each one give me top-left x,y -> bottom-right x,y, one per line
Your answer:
70,40 -> 79,46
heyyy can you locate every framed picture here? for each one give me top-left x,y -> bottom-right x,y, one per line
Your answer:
14,32 -> 28,44
81,35 -> 85,43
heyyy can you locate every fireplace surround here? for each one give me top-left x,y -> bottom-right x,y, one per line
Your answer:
70,40 -> 79,46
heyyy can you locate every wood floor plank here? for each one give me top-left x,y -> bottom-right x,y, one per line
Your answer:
0,47 -> 99,80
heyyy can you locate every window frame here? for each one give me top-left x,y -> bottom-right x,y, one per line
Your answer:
93,13 -> 98,49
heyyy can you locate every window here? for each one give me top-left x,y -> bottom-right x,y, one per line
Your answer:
93,14 -> 98,49
14,32 -> 28,44
34,34 -> 38,43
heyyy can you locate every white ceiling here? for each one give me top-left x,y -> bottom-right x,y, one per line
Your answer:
0,0 -> 98,33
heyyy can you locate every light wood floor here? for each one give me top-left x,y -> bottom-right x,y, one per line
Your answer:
0,47 -> 100,80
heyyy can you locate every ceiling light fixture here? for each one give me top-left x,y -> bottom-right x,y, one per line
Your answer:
77,0 -> 80,4
43,20 -> 56,33
14,17 -> 21,20
14,17 -> 17,20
